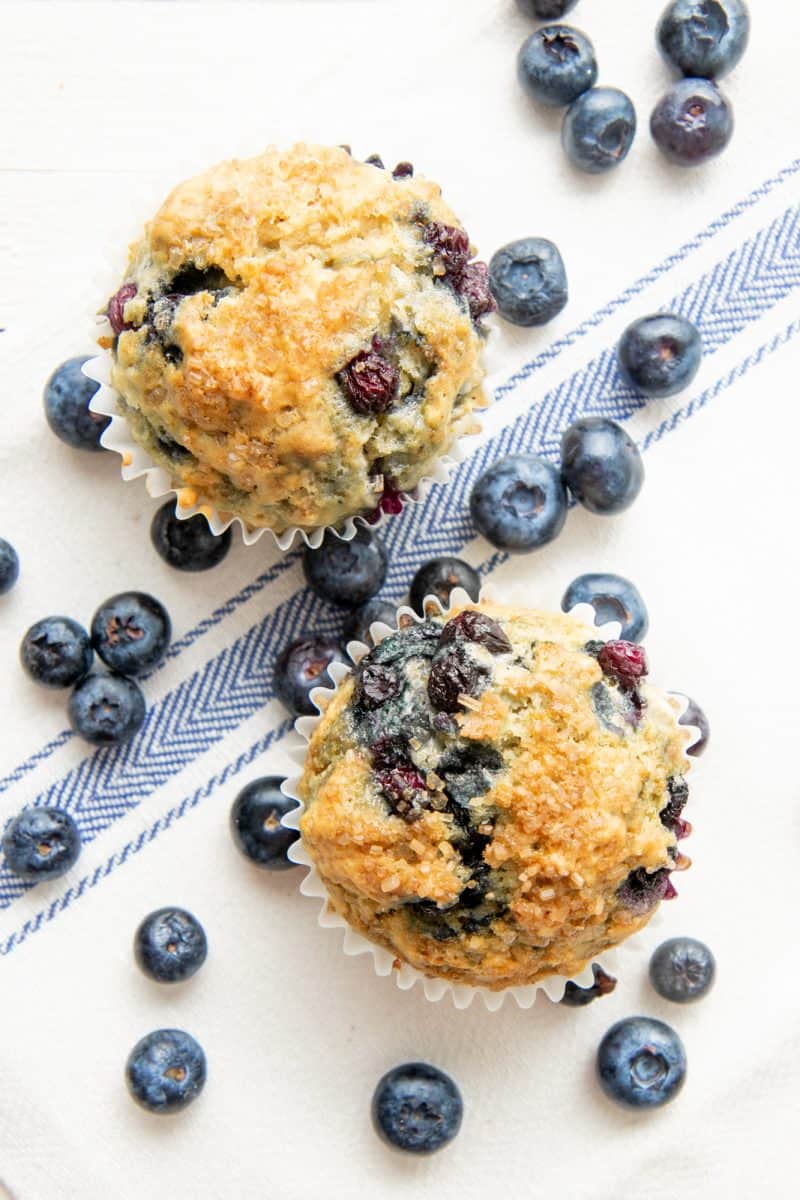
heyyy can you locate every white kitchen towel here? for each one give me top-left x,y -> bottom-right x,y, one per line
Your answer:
1,2 -> 799,1198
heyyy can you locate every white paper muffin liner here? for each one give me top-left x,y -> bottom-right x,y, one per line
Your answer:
281,584 -> 701,1011
83,167 -> 487,552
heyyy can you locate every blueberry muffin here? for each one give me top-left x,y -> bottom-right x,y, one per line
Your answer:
101,144 -> 493,535
298,603 -> 692,991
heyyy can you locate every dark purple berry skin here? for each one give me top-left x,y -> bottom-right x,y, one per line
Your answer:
439,611 -> 511,655
618,867 -> 676,913
338,343 -> 399,415
422,223 -> 471,277
660,776 -> 691,839
126,1028 -> 206,1115
517,0 -> 578,17
409,558 -> 481,616
597,1017 -> 686,1109
356,662 -> 402,711
618,313 -> 702,398
651,77 -> 733,166
302,527 -> 388,610
372,737 -> 430,822
657,0 -> 750,80
517,25 -> 598,109
68,673 -> 146,746
90,591 -> 171,678
107,282 -> 138,335
2,807 -> 81,883
372,1062 -> 463,1154
20,616 -> 93,688
677,695 -> 710,757
649,936 -> 715,1003
230,777 -> 299,870
134,908 -> 207,984
43,357 -> 109,451
560,417 -> 644,515
561,964 -> 617,1007
0,538 -> 19,594
365,154 -> 385,168
457,261 -> 496,322
597,640 -> 648,687
150,502 -> 232,572
392,161 -> 414,179
274,635 -> 347,717
428,645 -> 488,713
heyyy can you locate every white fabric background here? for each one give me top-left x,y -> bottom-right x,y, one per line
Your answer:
1,1 -> 799,1197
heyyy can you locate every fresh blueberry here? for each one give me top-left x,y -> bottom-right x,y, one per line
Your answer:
230,777 -> 299,870
488,238 -> 567,327
517,25 -> 597,108
597,1017 -> 686,1109
471,454 -> 567,552
677,695 -> 711,756
150,501 -> 232,572
126,1029 -> 206,1114
68,672 -> 146,745
562,573 -> 648,641
134,908 -> 208,983
2,807 -> 81,883
372,1062 -> 463,1154
20,616 -> 93,688
345,599 -> 398,645
409,557 -> 481,615
303,527 -> 388,610
618,313 -> 703,398
90,592 -> 171,677
43,357 -> 109,451
0,538 -> 20,594
650,936 -> 715,1003
657,0 -> 750,79
561,417 -> 644,515
274,635 -> 348,716
561,964 -> 617,1006
562,87 -> 637,173
651,77 -> 734,165
517,0 -> 579,17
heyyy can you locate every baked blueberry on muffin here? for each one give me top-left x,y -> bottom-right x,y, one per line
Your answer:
101,144 -> 493,536
298,602 -> 692,990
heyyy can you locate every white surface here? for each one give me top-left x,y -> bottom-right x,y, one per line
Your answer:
1,2 -> 799,1198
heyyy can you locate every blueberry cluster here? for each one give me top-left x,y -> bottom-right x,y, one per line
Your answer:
516,6 -> 637,175
19,591 -> 171,750
515,1 -> 749,171
652,1 -> 749,166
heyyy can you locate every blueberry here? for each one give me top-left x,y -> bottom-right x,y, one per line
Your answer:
562,573 -> 648,641
373,740 -> 431,823
470,453 -> 568,552
230,777 -> 300,869
660,775 -> 690,837
488,238 -> 567,327
597,1017 -> 686,1109
517,25 -> 597,108
68,672 -> 146,745
650,936 -> 715,1004
20,616 -> 93,688
428,644 -> 489,713
457,260 -> 496,324
356,662 -> 402,710
618,313 -> 703,398
125,1029 -> 206,1114
561,417 -> 644,515
562,87 -> 637,174
561,964 -> 617,1007
2,807 -> 81,883
274,635 -> 348,716
108,282 -> 138,335
90,592 -> 171,677
409,557 -> 481,615
150,501 -> 232,572
597,639 -> 648,687
422,222 -> 471,277
0,538 -> 20,594
439,610 -> 511,654
338,342 -> 399,415
517,0 -> 579,17
678,695 -> 711,756
364,153 -> 385,168
344,599 -> 398,645
134,907 -> 208,983
651,77 -> 733,165
657,0 -> 750,80
43,357 -> 109,451
618,866 -> 675,913
372,1062 -> 463,1154
392,161 -> 414,179
303,527 -> 388,610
